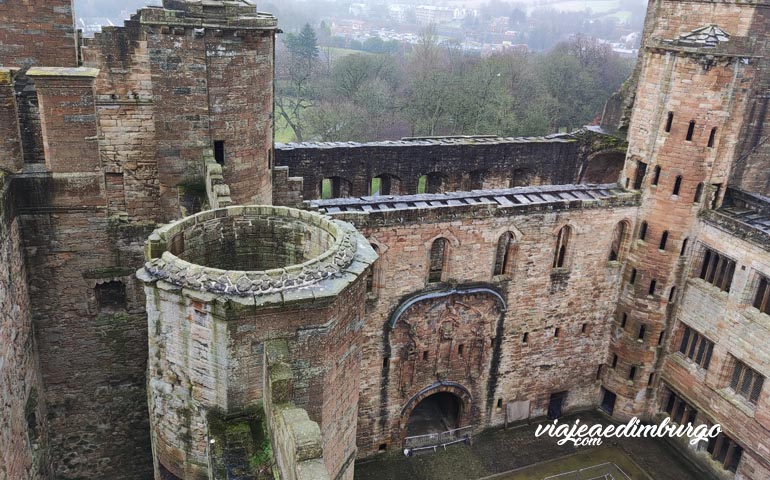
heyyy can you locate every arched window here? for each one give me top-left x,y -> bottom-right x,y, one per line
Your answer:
493,232 -> 516,276
686,121 -> 696,141
708,127 -> 717,148
428,238 -> 448,283
552,226 -> 571,269
639,221 -> 648,241
665,112 -> 674,133
694,183 -> 703,203
609,222 -> 628,261
659,231 -> 669,250
652,166 -> 661,186
673,176 -> 683,195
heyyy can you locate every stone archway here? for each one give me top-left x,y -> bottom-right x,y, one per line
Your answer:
399,382 -> 472,439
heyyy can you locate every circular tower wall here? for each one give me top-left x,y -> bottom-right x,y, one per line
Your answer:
137,205 -> 376,480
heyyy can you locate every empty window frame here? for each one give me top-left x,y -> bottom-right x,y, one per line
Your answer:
698,247 -> 736,292
694,183 -> 704,203
663,387 -> 698,426
708,128 -> 717,148
214,140 -> 225,165
659,231 -> 669,250
609,222 -> 628,261
729,358 -> 765,405
686,121 -> 696,141
707,432 -> 743,472
633,161 -> 647,190
752,274 -> 770,315
678,325 -> 714,369
665,112 -> 674,133
494,232 -> 516,276
552,226 -> 571,269
428,238 -> 448,283
95,281 -> 127,311
673,175 -> 683,195
651,166 -> 661,186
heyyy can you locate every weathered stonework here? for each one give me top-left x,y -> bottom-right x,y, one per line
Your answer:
137,206 -> 376,479
1,1 -> 770,479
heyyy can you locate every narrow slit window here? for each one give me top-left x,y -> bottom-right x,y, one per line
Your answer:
581,323 -> 588,334
629,268 -> 637,285
658,331 -> 665,346
522,332 -> 529,343
648,373 -> 655,386
652,166 -> 661,186
497,398 -> 503,409
659,231 -> 669,250
422,351 -> 429,361
686,121 -> 695,141
648,279 -> 657,296
633,161 -> 647,190
621,313 -> 627,328
665,112 -> 674,133
680,238 -> 689,257
552,226 -> 571,269
596,364 -> 603,380
629,366 -> 637,380
708,127 -> 717,148
458,344 -> 464,357
638,324 -> 646,341
612,354 -> 618,368
554,327 -> 560,338
214,140 -> 225,165
639,221 -> 648,241
668,286 -> 677,302
694,183 -> 703,203
673,176 -> 682,195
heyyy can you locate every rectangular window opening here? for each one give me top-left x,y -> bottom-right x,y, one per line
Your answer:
214,140 -> 225,165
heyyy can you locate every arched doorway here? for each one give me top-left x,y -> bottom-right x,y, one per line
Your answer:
405,392 -> 461,437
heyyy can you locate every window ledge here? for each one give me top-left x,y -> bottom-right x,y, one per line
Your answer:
492,274 -> 512,282
551,267 -> 570,275
671,353 -> 707,381
716,388 -> 756,418
607,260 -> 623,268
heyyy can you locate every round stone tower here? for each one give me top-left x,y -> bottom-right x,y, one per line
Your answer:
137,206 -> 376,479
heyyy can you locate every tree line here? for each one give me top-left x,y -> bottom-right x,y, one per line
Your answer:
276,25 -> 634,143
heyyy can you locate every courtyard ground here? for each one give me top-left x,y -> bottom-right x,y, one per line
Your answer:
354,410 -> 709,480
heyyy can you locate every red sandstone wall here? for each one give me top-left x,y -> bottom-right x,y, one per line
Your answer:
15,173 -> 154,479
0,0 -> 77,68
658,219 -> 770,479
0,69 -> 22,172
341,201 -> 638,455
607,0 -> 760,420
0,175 -> 51,479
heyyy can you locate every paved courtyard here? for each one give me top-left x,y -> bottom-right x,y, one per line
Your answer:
354,411 -> 709,480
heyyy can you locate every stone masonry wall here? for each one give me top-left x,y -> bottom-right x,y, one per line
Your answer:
0,68 -> 22,173
323,195 -> 639,456
0,174 -> 51,480
264,341 -> 330,480
0,0 -> 77,68
657,217 -> 770,479
15,172 -> 155,479
276,136 -> 581,200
